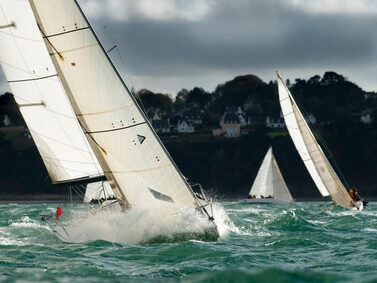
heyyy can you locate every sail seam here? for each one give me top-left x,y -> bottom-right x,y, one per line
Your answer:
106,164 -> 172,174
85,122 -> 147,134
43,27 -> 90,39
8,74 -> 58,83
77,104 -> 135,116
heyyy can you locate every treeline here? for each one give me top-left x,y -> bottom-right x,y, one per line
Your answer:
1,72 -> 376,197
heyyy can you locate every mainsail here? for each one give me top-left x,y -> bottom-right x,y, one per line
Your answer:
29,0 -> 210,217
277,73 -> 354,208
0,0 -> 105,184
249,147 -> 293,202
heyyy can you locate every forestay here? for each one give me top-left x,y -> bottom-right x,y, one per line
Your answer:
249,147 -> 293,202
277,73 -> 354,208
29,0 -> 201,213
0,0 -> 104,183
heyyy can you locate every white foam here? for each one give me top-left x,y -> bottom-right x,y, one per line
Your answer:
10,216 -> 49,230
54,206 -> 216,244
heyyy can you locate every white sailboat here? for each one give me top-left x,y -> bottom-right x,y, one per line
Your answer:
0,0 -> 111,200
26,0 -> 217,240
277,72 -> 365,210
239,147 -> 293,204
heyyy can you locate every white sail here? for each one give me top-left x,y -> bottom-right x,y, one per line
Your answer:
84,181 -> 115,203
277,73 -> 354,208
271,154 -> 293,202
0,0 -> 104,183
249,147 -> 293,202
29,0 -> 205,215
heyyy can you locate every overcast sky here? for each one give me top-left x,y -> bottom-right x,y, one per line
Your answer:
1,0 -> 377,96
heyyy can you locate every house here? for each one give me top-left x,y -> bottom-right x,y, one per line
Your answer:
152,119 -> 170,133
224,106 -> 248,127
178,120 -> 194,133
361,112 -> 373,124
3,114 -> 11,126
183,108 -> 202,124
146,107 -> 162,121
266,116 -> 285,128
221,113 -> 241,137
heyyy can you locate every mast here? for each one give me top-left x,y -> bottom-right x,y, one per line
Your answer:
0,0 -> 105,184
28,0 -> 209,217
277,72 -> 354,208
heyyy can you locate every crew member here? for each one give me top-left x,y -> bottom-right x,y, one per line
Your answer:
55,206 -> 63,223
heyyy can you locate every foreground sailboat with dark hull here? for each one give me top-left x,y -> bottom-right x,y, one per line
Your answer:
239,147 -> 294,204
277,72 -> 366,210
26,0 -> 218,240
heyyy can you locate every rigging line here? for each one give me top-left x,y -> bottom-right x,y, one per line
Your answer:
41,155 -> 100,165
29,128 -> 99,155
102,25 -> 147,115
42,27 -> 90,39
289,88 -> 350,187
106,45 -> 116,54
77,119 -> 108,155
36,23 -> 64,61
84,121 -> 146,134
8,74 -> 58,83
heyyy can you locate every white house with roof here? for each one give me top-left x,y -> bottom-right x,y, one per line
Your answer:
178,120 -> 194,133
224,106 -> 248,127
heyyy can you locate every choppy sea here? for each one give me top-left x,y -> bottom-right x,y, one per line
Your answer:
1,201 -> 377,282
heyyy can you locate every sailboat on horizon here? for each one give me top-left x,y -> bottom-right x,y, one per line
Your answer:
277,72 -> 366,210
239,147 -> 294,204
0,0 -> 218,241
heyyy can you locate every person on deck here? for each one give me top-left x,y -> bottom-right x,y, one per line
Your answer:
348,188 -> 360,202
55,206 -> 63,223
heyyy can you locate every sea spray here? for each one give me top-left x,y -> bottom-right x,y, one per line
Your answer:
53,205 -> 220,244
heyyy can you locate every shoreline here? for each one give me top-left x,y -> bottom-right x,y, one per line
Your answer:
0,195 -> 376,204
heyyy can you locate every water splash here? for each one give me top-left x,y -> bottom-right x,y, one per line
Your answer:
54,206 -> 218,244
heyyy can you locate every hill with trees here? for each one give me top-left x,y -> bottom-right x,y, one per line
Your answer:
1,72 -> 376,199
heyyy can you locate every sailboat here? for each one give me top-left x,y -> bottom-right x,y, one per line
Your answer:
277,72 -> 365,210
0,0 -> 110,200
239,147 -> 294,204
21,0 -> 217,240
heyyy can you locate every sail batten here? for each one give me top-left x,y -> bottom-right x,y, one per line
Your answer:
29,0 -> 203,214
277,73 -> 354,208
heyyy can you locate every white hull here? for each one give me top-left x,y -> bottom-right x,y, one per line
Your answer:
238,198 -> 292,204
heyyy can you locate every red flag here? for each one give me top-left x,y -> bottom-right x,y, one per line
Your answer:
55,206 -> 63,223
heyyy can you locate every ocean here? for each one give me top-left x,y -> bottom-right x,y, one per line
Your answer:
1,201 -> 377,282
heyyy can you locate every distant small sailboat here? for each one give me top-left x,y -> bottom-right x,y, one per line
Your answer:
239,147 -> 294,204
277,72 -> 366,210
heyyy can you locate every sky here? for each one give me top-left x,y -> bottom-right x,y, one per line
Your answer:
1,0 -> 377,96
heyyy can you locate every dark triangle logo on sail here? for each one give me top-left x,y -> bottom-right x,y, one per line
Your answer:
137,134 -> 146,144
148,188 -> 174,203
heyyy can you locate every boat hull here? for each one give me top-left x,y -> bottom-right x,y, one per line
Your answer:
238,198 -> 292,204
